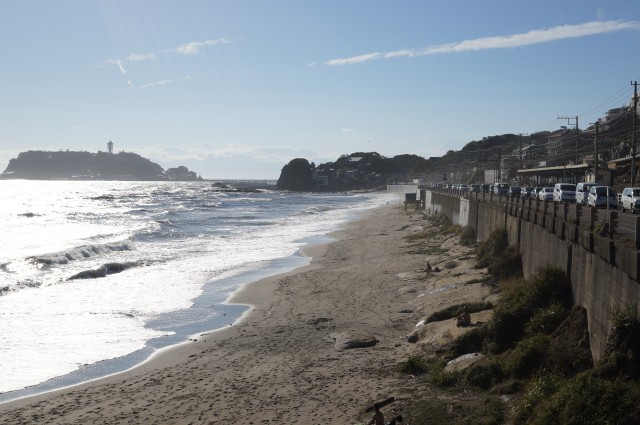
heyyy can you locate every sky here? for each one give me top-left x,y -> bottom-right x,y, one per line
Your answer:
1,1 -> 640,179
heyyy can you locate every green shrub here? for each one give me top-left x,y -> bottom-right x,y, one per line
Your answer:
460,225 -> 476,246
432,212 -> 452,228
477,227 -> 508,268
398,356 -> 428,375
424,358 -> 460,387
464,359 -> 505,389
528,372 -> 640,425
504,335 -> 552,379
485,301 -> 530,353
487,245 -> 522,279
513,372 -> 565,424
609,303 -> 639,329
430,368 -> 460,388
484,266 -> 571,353
525,303 -> 568,336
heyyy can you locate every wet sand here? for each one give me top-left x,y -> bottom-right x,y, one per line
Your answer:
0,204 -> 491,424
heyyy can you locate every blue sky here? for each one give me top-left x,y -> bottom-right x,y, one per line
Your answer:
1,1 -> 640,179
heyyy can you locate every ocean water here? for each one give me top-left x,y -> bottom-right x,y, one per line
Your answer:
0,180 -> 397,401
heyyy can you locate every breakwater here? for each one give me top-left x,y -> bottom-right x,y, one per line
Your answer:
425,190 -> 640,361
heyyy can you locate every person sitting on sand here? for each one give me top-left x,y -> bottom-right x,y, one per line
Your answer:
367,403 -> 384,425
456,306 -> 471,327
425,262 -> 432,272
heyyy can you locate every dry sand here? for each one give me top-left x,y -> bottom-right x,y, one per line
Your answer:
0,204 -> 494,424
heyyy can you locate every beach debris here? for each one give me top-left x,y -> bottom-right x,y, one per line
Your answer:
330,331 -> 378,351
406,331 -> 419,343
364,396 -> 395,412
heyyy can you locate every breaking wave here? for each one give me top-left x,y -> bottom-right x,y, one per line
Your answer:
28,240 -> 135,266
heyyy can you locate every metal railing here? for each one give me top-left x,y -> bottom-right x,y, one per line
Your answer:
430,187 -> 640,249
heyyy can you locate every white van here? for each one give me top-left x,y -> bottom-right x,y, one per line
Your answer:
553,183 -> 576,203
621,187 -> 640,213
575,182 -> 598,205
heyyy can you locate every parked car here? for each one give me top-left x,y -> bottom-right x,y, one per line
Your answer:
575,182 -> 599,205
520,186 -> 535,199
621,187 -> 640,213
493,183 -> 509,196
537,187 -> 554,201
481,184 -> 491,193
470,184 -> 481,193
553,183 -> 576,203
587,186 -> 618,209
508,186 -> 522,198
530,187 -> 542,199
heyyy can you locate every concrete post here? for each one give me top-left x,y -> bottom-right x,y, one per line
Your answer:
635,216 -> 640,250
608,211 -> 617,239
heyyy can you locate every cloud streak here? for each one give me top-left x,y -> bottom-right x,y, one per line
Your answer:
171,37 -> 233,55
133,76 -> 192,90
127,53 -> 157,62
101,37 -> 231,89
326,20 -> 640,66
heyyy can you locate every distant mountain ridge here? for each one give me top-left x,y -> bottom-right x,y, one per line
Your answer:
1,150 -> 201,181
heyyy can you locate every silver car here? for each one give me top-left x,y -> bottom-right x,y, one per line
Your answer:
621,187 -> 640,213
537,187 -> 554,201
587,186 -> 618,209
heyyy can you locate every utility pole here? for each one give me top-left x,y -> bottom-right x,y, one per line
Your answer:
519,133 -> 523,160
558,115 -> 579,165
497,148 -> 501,183
632,81 -> 638,186
594,121 -> 599,183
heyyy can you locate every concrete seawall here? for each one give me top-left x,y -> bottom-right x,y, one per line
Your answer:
426,190 -> 640,361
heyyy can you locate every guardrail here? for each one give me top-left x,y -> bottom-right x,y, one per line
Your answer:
431,188 -> 640,249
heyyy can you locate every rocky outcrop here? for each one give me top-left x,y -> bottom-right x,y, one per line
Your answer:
277,158 -> 314,191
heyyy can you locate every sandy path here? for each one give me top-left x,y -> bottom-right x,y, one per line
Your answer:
0,205 -> 490,424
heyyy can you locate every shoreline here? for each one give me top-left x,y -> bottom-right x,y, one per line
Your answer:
0,227 -> 336,405
0,206 -> 370,405
0,203 -> 489,424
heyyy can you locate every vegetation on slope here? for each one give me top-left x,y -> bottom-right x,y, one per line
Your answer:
398,223 -> 640,425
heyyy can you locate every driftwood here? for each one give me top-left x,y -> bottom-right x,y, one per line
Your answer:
363,396 -> 395,412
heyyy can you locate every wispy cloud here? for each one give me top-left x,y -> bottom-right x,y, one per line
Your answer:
100,36 -> 231,89
170,37 -> 233,55
326,20 -> 640,66
127,53 -> 157,62
133,76 -> 192,90
109,58 -> 127,74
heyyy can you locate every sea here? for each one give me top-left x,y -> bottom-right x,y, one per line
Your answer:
0,180 -> 398,402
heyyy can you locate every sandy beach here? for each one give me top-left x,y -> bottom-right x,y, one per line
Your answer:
0,203 -> 492,424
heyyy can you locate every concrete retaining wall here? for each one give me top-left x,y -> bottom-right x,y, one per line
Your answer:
426,190 -> 640,361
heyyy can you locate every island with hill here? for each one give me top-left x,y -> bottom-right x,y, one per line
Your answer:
1,149 -> 201,181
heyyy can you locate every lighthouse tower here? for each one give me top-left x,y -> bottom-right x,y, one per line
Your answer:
107,140 -> 114,154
